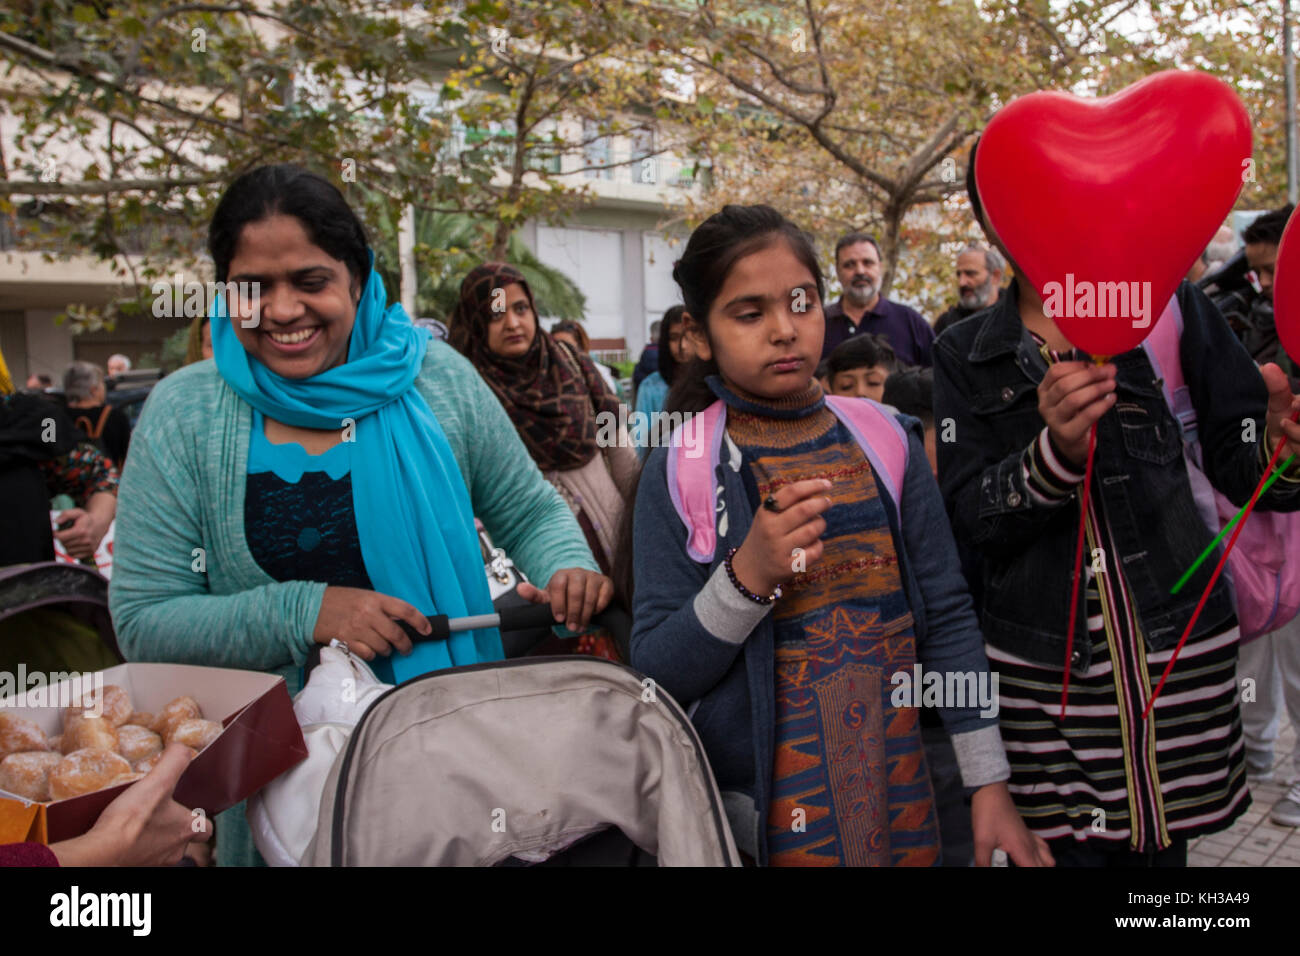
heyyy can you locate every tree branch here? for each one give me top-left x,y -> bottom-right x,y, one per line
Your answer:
0,177 -> 217,196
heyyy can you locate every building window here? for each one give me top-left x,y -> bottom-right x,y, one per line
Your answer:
583,119 -> 613,180
525,119 -> 562,174
630,127 -> 656,184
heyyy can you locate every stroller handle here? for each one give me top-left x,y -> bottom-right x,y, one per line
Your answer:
401,602 -> 631,657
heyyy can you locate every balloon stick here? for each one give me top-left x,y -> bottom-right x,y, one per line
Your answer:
1144,411 -> 1298,720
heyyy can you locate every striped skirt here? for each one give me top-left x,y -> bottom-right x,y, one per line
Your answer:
989,587 -> 1249,850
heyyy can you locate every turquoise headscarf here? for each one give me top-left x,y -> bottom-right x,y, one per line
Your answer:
211,258 -> 502,682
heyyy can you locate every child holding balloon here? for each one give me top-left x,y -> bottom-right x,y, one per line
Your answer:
934,138 -> 1300,866
625,204 -> 1052,867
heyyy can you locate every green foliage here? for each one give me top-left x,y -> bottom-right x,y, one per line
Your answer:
0,0 -> 637,329
3,0 -> 1293,337
158,325 -> 192,373
371,209 -> 586,322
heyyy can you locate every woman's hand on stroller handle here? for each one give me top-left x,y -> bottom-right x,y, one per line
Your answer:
312,585 -> 431,662
515,568 -> 613,633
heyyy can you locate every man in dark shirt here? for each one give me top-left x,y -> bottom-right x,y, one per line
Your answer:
820,231 -> 936,366
934,243 -> 1006,337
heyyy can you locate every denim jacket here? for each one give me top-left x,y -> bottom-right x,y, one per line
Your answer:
932,280 -> 1300,673
629,412 -> 1008,863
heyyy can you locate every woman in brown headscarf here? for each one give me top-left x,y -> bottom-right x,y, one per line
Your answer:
449,263 -> 639,576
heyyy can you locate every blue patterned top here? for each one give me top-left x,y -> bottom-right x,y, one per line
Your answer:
244,411 -> 373,590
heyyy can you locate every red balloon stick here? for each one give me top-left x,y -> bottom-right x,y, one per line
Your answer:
1142,410 -> 1300,721
1060,421 -> 1099,720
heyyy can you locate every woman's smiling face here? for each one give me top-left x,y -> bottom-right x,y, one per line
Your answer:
227,214 -> 361,379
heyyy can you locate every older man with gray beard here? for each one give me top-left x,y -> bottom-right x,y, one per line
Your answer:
934,244 -> 1005,337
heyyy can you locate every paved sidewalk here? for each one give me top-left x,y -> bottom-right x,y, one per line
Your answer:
1188,713 -> 1300,867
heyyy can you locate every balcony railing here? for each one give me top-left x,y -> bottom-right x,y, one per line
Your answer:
441,126 -> 707,191
0,213 -> 200,256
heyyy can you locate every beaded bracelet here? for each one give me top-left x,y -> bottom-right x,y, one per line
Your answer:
724,547 -> 782,605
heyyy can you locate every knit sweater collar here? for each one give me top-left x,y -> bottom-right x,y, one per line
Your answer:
706,375 -> 825,420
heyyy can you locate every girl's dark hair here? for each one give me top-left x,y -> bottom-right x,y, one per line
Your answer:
612,204 -> 824,609
208,164 -> 370,287
550,320 -> 590,352
665,204 -> 825,417
827,332 -> 897,377
655,305 -> 686,387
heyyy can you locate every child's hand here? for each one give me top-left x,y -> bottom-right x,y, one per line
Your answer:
730,478 -> 833,597
1260,362 -> 1300,463
1037,360 -> 1117,467
517,569 -> 613,633
971,781 -> 1055,867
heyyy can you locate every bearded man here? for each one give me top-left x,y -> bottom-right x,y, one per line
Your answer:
820,231 -> 936,367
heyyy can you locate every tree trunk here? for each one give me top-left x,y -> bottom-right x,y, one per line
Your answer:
398,204 -> 417,317
490,195 -> 516,262
878,195 -> 905,300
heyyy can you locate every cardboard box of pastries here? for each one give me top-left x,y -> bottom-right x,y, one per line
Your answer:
0,662 -> 307,845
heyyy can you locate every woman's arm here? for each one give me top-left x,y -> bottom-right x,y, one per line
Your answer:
108,393 -> 326,671
41,444 -> 120,559
933,337 -> 1078,559
895,417 -> 1011,789
40,443 -> 118,502
628,447 -> 766,705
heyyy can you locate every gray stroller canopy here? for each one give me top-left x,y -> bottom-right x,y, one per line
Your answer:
308,657 -> 741,866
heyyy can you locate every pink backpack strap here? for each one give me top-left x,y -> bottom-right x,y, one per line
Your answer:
666,395 -> 911,560
826,395 -> 909,525
1142,295 -> 1186,404
667,399 -> 727,563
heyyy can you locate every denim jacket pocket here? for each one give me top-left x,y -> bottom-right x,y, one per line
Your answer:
969,379 -> 1039,419
1114,382 -> 1182,465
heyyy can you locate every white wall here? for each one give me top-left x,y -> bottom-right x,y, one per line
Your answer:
643,232 -> 682,338
527,222 -> 688,351
22,310 -> 73,381
535,225 -> 625,341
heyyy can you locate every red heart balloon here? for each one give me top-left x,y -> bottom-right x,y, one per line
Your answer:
976,70 -> 1252,356
1271,210 -> 1300,366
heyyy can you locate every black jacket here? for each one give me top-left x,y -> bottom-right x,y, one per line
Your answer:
0,394 -> 77,565
934,303 -> 979,338
932,280 -> 1300,673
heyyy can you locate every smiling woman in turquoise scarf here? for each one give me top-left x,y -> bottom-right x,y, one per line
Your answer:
108,164 -> 609,866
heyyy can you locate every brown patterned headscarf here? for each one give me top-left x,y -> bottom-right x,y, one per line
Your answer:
448,262 -> 620,472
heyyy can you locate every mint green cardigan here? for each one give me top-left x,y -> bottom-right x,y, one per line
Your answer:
108,338 -> 600,696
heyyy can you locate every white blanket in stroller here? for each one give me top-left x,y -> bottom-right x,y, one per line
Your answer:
246,644 -> 392,867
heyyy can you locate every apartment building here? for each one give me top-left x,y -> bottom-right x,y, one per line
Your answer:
1,102 -> 700,383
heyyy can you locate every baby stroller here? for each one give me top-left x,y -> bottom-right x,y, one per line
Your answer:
0,561 -> 121,674
305,644 -> 740,866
